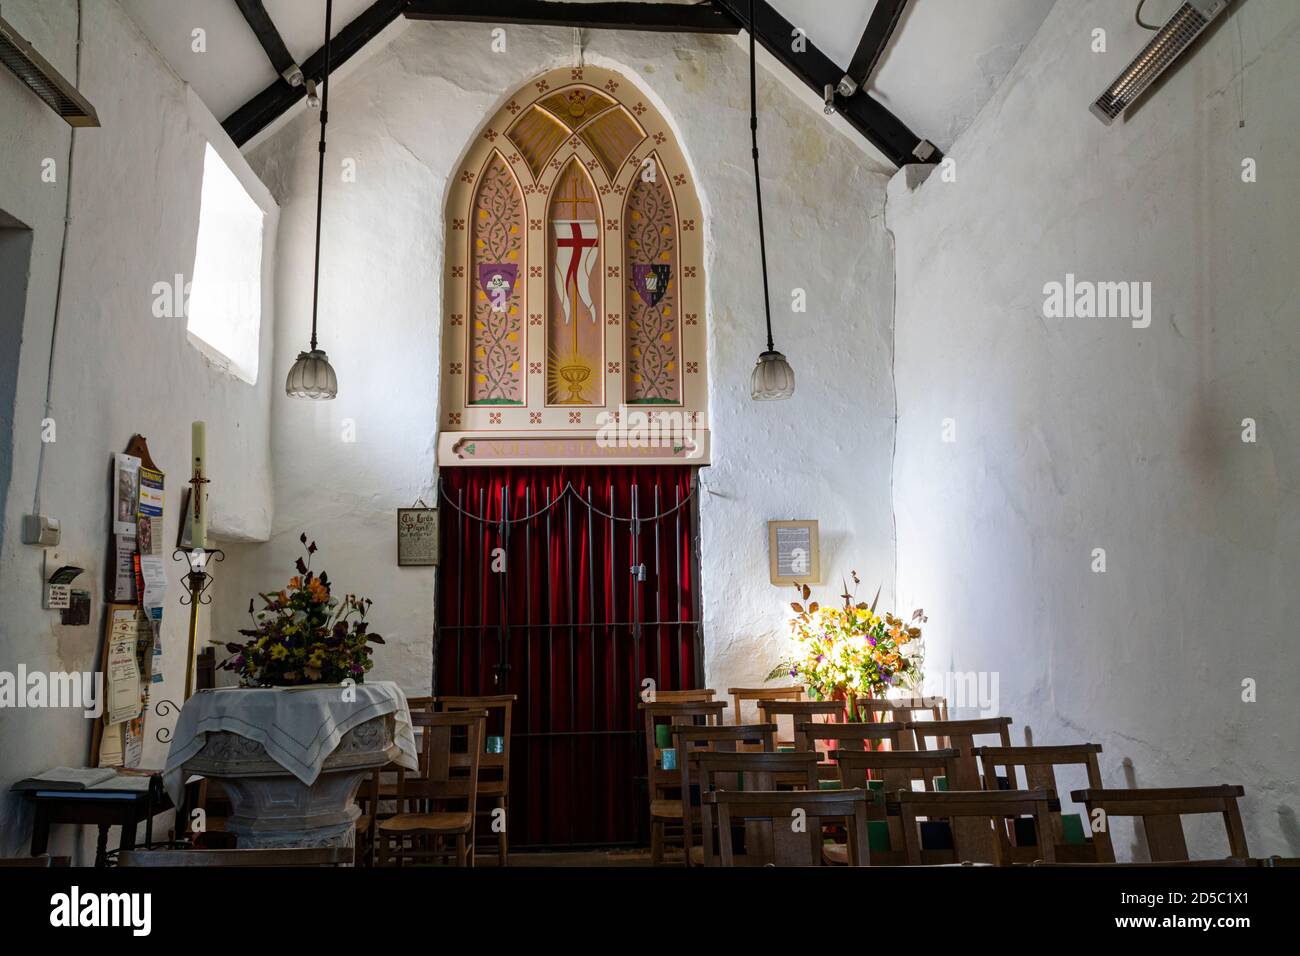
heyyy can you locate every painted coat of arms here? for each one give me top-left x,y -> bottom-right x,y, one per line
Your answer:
633,264 -> 671,308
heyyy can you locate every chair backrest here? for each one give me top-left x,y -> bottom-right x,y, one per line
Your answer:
0,854 -> 70,867
1070,786 -> 1249,863
406,696 -> 437,712
728,685 -> 803,725
690,750 -> 822,866
640,700 -> 727,798
117,846 -> 353,867
705,790 -> 870,866
857,695 -> 949,724
652,688 -> 717,703
758,699 -> 843,749
437,694 -> 516,789
896,790 -> 1054,865
406,709 -> 486,810
794,720 -> 910,758
909,717 -> 1013,789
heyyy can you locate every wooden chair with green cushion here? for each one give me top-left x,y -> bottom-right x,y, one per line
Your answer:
728,685 -> 803,727
691,750 -> 821,866
1070,785 -> 1250,863
705,789 -> 871,867
639,699 -> 727,865
896,790 -> 1055,865
828,748 -> 959,865
972,743 -> 1104,862
909,716 -> 1013,789
437,693 -> 517,866
377,709 -> 486,867
671,723 -> 777,866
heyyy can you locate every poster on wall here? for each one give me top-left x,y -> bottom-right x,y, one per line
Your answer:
767,520 -> 821,586
397,508 -> 438,567
113,453 -> 141,537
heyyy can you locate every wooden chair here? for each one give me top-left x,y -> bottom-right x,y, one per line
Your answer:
1070,786 -> 1250,863
705,790 -> 870,866
378,709 -> 486,867
640,700 -> 727,864
691,750 -> 821,866
857,695 -> 948,726
973,744 -> 1104,862
651,688 -> 717,703
354,766 -> 380,866
829,748 -> 959,865
406,696 -> 437,712
896,790 -> 1055,865
438,693 -> 516,866
758,699 -> 843,750
793,720 -> 911,778
728,685 -> 803,725
909,717 -> 1013,789
118,846 -> 352,866
672,723 -> 777,866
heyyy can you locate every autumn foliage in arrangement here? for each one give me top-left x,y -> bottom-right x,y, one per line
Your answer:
219,534 -> 383,687
769,572 -> 926,712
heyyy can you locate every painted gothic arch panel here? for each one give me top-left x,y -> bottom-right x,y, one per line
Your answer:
440,66 -> 710,466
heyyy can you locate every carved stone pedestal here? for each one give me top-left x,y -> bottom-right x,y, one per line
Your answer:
184,713 -> 398,850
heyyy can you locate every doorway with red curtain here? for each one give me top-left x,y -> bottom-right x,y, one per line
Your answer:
435,465 -> 703,849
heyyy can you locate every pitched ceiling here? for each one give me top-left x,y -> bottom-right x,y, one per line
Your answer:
122,0 -> 1056,159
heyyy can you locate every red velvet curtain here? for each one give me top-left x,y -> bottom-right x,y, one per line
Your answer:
437,465 -> 699,847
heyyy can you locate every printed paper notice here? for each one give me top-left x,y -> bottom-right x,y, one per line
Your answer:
106,609 -> 142,725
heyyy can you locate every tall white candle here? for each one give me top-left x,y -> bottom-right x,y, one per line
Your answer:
191,420 -> 207,549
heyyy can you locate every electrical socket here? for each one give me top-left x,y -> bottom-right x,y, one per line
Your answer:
22,513 -> 60,546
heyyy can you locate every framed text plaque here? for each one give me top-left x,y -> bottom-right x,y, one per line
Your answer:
767,520 -> 820,585
397,508 -> 438,567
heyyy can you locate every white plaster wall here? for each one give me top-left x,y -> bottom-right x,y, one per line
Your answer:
0,0 -> 276,858
889,0 -> 1300,857
224,22 -> 896,701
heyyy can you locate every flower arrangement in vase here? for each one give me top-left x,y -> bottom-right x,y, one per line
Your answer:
218,534 -> 384,687
767,572 -> 926,719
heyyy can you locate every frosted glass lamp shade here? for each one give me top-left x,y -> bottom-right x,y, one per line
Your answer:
285,348 -> 338,400
750,349 -> 795,401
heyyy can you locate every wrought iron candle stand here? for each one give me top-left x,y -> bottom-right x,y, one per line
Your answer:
152,547 -> 223,744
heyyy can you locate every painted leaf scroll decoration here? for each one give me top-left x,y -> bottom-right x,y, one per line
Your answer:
469,152 -> 524,405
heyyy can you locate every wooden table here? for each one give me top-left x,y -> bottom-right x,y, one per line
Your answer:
22,777 -> 171,867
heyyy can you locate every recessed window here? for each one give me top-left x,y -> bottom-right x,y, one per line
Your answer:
187,143 -> 264,383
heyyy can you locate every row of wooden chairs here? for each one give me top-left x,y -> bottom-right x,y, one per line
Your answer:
356,694 -> 515,867
640,692 -> 1257,866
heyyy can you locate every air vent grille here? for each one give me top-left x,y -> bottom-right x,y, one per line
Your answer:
0,14 -> 99,126
1091,2 -> 1216,124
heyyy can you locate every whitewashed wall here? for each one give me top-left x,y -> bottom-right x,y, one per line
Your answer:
222,22 -> 897,702
889,0 -> 1300,857
0,0 -> 276,858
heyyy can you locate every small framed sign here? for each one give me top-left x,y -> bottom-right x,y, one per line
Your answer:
767,519 -> 820,585
398,508 -> 438,567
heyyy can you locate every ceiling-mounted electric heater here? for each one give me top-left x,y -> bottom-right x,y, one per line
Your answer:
1091,0 -> 1229,125
0,12 -> 99,126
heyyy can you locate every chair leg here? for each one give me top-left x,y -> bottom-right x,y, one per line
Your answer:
651,819 -> 664,866
456,833 -> 468,867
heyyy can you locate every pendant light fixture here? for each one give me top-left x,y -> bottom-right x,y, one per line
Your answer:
746,0 -> 795,402
286,0 -> 339,400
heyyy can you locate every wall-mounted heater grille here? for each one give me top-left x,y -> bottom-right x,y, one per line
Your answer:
0,13 -> 99,126
1091,0 -> 1229,125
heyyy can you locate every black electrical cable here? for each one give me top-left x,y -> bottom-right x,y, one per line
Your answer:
308,0 -> 333,351
748,0 -> 775,354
